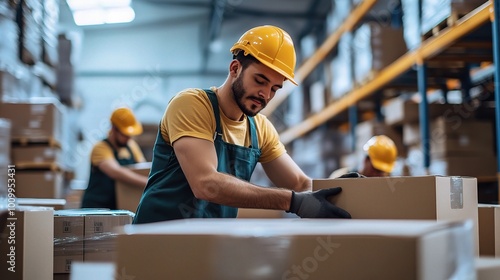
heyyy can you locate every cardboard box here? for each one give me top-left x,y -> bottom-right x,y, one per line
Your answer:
15,170 -> 64,199
116,219 -> 475,280
53,209 -> 133,276
115,162 -> 150,212
402,118 -> 494,157
0,206 -> 54,280
429,156 -> 497,178
353,23 -> 406,84
0,98 -> 63,144
313,176 -> 479,254
476,257 -> 500,280
421,0 -> 486,35
11,145 -> 62,166
84,212 -> 133,262
383,98 -> 469,127
236,209 -> 284,219
53,214 -> 84,273
478,204 -> 500,257
17,198 -> 66,210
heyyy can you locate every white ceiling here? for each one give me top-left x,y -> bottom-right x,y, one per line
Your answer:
58,0 -> 333,73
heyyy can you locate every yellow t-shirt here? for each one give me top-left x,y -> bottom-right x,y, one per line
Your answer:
161,87 -> 286,163
90,139 -> 146,166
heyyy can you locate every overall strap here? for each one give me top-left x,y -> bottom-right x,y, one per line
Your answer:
203,89 -> 223,140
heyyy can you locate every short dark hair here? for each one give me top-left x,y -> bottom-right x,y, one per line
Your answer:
233,50 -> 260,70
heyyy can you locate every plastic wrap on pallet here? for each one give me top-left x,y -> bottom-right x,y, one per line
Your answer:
17,0 -> 43,65
53,209 -> 134,274
330,32 -> 353,100
326,0 -> 352,34
421,0 -> 485,36
41,0 -> 60,67
0,15 -> 20,68
352,23 -> 407,85
401,0 -> 422,50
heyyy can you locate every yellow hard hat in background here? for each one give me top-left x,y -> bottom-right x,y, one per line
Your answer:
363,135 -> 397,173
230,25 -> 297,85
110,107 -> 143,136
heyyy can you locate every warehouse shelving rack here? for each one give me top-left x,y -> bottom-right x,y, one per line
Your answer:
264,0 -> 500,202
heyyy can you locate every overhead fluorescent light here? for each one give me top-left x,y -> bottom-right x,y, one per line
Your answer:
104,7 -> 135,24
67,0 -> 134,26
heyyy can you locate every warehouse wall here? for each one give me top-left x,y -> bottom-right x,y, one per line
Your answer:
65,22 -> 229,180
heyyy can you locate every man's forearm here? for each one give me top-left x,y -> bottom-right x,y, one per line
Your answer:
193,172 -> 293,211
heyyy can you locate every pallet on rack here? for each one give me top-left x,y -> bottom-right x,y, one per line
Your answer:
422,11 -> 467,41
11,136 -> 62,148
14,161 -> 63,171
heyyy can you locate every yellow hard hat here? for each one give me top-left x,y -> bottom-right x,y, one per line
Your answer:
230,25 -> 298,85
363,135 -> 397,173
110,107 -> 143,136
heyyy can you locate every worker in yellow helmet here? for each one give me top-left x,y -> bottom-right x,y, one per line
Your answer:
133,25 -> 350,223
329,135 -> 398,178
81,107 -> 148,209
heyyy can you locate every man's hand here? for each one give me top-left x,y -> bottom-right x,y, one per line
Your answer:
287,188 -> 351,218
338,172 -> 366,178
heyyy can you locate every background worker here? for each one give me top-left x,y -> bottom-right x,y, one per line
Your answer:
133,25 -> 351,224
81,107 -> 148,209
330,135 -> 398,178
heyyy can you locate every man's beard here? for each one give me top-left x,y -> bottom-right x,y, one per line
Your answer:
231,74 -> 266,117
116,139 -> 128,148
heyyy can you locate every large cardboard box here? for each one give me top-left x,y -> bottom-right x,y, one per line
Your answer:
116,219 -> 475,280
478,204 -> 500,257
313,176 -> 479,254
476,257 -> 500,280
0,98 -> 63,144
421,0 -> 486,35
0,206 -> 54,280
15,170 -> 64,198
115,162 -> 150,212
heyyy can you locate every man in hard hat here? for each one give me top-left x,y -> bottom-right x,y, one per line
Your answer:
329,135 -> 398,178
133,25 -> 351,223
81,107 -> 148,209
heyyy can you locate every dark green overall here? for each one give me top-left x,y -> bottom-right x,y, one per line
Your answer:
133,89 -> 261,223
81,139 -> 136,210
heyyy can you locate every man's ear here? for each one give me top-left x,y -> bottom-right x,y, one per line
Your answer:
229,60 -> 240,77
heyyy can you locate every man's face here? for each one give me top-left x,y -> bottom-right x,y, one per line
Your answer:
231,62 -> 285,117
113,126 -> 130,147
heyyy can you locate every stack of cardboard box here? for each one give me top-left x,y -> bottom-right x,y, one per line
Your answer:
0,99 -> 66,199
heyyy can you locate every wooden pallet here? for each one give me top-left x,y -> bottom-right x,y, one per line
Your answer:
14,161 -> 63,171
422,11 -> 465,41
11,136 -> 62,148
354,70 -> 378,89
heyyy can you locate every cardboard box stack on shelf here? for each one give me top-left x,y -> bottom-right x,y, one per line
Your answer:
0,98 -> 67,199
53,209 -> 134,280
421,0 -> 487,36
352,22 -> 407,86
383,97 -> 497,178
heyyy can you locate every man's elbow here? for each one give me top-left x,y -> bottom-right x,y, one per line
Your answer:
190,176 -> 218,201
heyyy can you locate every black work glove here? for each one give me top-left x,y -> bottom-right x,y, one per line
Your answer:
337,172 -> 366,178
287,188 -> 351,219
